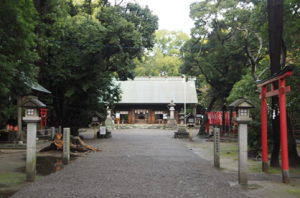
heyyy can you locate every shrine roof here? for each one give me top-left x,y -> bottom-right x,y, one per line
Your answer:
115,77 -> 198,104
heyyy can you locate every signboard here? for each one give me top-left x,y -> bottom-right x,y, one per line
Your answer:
116,113 -> 120,118
63,128 -> 70,165
215,130 -> 220,154
100,126 -> 106,135
214,128 -> 220,168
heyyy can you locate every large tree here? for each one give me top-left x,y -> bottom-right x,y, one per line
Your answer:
182,0 -> 252,135
0,0 -> 39,126
267,0 -> 300,166
227,0 -> 300,166
34,0 -> 158,132
134,30 -> 189,77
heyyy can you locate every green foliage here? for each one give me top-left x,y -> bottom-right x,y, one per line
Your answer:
182,0 -> 253,111
0,0 -> 39,98
286,65 -> 300,130
34,0 -> 158,128
186,105 -> 194,115
134,30 -> 189,77
227,72 -> 268,150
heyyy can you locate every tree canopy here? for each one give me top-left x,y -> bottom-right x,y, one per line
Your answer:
31,0 -> 158,131
134,29 -> 189,77
0,0 -> 39,99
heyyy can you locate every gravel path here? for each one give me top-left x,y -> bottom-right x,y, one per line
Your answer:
12,129 -> 280,198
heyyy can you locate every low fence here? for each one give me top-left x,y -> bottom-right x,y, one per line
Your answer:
23,127 -> 60,139
207,124 -> 238,139
36,128 -> 59,138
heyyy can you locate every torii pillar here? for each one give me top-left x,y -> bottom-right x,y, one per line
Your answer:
256,65 -> 294,184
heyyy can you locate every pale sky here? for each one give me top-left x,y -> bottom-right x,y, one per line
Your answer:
135,0 -> 196,35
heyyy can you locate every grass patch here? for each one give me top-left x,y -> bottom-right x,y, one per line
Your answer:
248,157 -> 300,175
285,189 -> 300,197
220,143 -> 239,158
0,173 -> 26,185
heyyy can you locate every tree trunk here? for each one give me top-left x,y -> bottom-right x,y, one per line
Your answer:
198,97 -> 217,135
287,114 -> 300,166
267,0 -> 284,167
40,134 -> 101,152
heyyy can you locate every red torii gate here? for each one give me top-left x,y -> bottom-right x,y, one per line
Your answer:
256,65 -> 294,184
40,108 -> 48,129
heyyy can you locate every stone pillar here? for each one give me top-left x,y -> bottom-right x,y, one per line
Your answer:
63,128 -> 70,165
214,128 -> 220,168
238,123 -> 248,184
23,117 -> 40,182
51,127 -> 55,140
170,108 -> 174,119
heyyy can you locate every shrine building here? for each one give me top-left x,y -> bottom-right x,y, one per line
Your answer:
113,76 -> 198,124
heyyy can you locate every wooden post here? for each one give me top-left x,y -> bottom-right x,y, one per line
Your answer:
279,78 -> 290,184
261,85 -> 268,172
63,128 -> 70,165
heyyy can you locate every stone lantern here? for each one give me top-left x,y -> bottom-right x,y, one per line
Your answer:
174,108 -> 189,138
166,100 -> 177,130
88,112 -> 103,139
178,108 -> 185,125
168,100 -> 176,119
20,96 -> 46,182
185,113 -> 196,141
104,103 -> 115,131
229,97 -> 255,185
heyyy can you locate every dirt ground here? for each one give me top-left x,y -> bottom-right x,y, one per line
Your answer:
1,130 -> 300,197
185,136 -> 300,198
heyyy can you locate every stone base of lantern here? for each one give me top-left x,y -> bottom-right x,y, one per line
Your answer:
174,132 -> 189,139
166,118 -> 177,130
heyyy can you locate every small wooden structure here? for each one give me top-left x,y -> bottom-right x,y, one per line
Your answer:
185,113 -> 197,125
88,112 -> 103,125
88,112 -> 103,139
